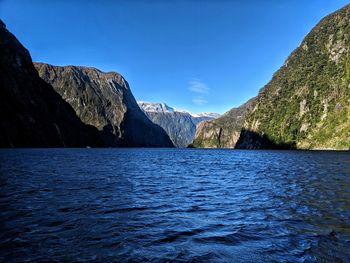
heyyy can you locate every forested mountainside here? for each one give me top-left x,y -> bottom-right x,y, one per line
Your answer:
193,4 -> 350,150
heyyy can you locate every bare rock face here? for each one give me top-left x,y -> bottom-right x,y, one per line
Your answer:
191,99 -> 254,148
0,20 -> 102,147
34,63 -> 174,147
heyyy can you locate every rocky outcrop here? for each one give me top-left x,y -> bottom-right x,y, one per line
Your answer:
138,102 -> 219,147
0,20 -> 102,147
238,3 -> 350,150
34,63 -> 173,147
191,99 -> 254,148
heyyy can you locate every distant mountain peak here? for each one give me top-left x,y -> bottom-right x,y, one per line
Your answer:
137,101 -> 220,147
137,101 -> 220,119
190,112 -> 221,118
137,101 -> 175,113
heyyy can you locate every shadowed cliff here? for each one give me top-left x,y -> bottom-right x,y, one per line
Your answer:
0,20 -> 102,147
234,129 -> 296,150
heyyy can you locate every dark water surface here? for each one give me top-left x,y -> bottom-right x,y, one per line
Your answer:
0,149 -> 350,262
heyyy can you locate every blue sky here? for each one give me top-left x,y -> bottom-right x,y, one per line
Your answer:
1,0 -> 349,113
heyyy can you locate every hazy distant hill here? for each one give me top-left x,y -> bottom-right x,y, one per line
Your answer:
138,102 -> 219,147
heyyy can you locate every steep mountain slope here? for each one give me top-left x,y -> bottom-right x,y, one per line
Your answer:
0,20 -> 101,147
34,63 -> 173,147
194,4 -> 350,150
237,3 -> 350,150
138,102 -> 219,147
191,99 -> 254,148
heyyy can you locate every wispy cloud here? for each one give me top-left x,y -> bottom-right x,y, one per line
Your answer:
188,79 -> 209,94
192,96 -> 208,106
188,78 -> 209,106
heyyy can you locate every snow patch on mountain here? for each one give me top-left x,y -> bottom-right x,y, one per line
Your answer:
137,101 -> 174,113
137,101 -> 220,118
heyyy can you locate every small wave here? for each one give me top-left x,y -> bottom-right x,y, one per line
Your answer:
150,228 -> 205,245
103,206 -> 148,214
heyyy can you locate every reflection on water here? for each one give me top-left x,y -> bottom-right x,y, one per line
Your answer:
0,149 -> 349,262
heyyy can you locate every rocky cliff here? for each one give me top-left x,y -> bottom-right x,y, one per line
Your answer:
138,102 -> 219,147
191,99 -> 254,148
0,20 -> 102,147
34,63 -> 173,147
193,4 -> 350,150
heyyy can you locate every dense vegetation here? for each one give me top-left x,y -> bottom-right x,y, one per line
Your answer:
242,4 -> 350,149
193,4 -> 350,150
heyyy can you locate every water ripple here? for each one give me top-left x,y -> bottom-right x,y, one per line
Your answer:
0,148 -> 350,262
